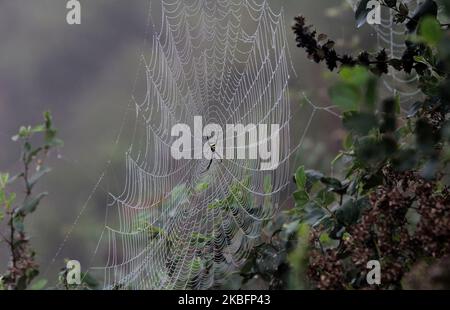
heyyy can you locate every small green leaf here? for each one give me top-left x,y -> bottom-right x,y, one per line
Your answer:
340,66 -> 370,86
316,189 -> 335,207
6,192 -> 16,210
413,55 -> 430,66
46,138 -> 64,148
329,83 -> 360,112
18,126 -> 31,138
303,202 -> 328,227
0,173 -> 9,189
207,200 -> 221,210
419,16 -> 442,46
343,133 -> 353,150
18,192 -> 48,215
29,167 -> 52,187
331,152 -> 344,166
305,170 -> 324,184
294,166 -> 306,189
30,279 -> 48,290
31,125 -> 46,133
195,182 -> 209,193
320,177 -> 347,195
293,190 -> 309,208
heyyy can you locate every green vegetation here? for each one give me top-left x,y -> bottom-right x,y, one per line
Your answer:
227,0 -> 450,290
0,112 -> 62,290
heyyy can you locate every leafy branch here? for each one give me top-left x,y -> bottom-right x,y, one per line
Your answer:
0,112 -> 62,290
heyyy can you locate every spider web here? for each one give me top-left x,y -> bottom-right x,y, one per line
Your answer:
90,0 -> 293,290
347,0 -> 421,107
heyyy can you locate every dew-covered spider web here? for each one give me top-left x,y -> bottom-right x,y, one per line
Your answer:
347,0 -> 422,107
92,0 -> 292,290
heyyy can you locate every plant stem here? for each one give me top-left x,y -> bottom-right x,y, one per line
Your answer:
9,210 -> 16,285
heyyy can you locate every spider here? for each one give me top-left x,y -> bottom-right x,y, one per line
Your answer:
204,136 -> 223,172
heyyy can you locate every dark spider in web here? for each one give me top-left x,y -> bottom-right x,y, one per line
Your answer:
204,136 -> 223,172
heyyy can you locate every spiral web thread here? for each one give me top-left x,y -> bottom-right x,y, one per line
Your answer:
92,0 -> 292,290
347,0 -> 421,106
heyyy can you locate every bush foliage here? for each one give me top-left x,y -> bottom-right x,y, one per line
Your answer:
226,0 -> 450,290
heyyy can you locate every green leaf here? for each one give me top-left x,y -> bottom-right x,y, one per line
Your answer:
406,0 -> 438,32
194,182 -> 209,193
18,192 -> 48,215
343,132 -> 353,150
44,111 -> 53,129
0,173 -> 9,189
18,126 -> 31,138
331,152 -> 344,167
303,169 -> 325,192
303,202 -> 328,227
329,83 -> 360,112
190,257 -> 203,275
29,167 -> 52,188
207,199 -> 222,210
31,125 -> 46,133
340,66 -> 370,86
30,279 -> 48,290
46,138 -> 64,148
316,189 -> 335,207
294,166 -> 306,189
190,232 -> 211,245
6,192 -> 16,210
293,190 -> 309,208
419,16 -> 442,46
320,177 -> 347,195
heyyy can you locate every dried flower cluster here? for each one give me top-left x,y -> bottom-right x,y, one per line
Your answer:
308,168 -> 450,289
293,15 -> 431,75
